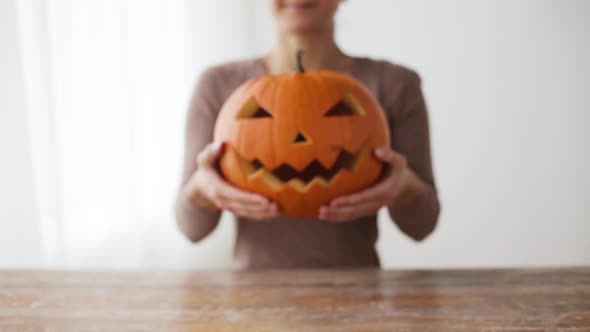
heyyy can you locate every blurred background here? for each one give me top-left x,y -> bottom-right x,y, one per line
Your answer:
1,0 -> 589,269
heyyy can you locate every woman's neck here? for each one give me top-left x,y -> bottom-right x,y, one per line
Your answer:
265,25 -> 353,74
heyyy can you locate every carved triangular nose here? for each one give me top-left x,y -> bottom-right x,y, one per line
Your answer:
292,131 -> 309,144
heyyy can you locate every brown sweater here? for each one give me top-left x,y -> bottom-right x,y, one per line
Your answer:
176,57 -> 440,269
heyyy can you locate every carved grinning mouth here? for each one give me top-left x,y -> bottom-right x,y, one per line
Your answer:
231,141 -> 371,192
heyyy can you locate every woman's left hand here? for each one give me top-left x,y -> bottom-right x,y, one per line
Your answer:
319,147 -> 424,222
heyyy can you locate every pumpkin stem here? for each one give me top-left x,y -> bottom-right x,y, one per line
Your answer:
295,49 -> 305,73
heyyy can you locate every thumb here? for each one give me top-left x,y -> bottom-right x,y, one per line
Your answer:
375,147 -> 407,169
196,141 -> 225,167
374,147 -> 396,164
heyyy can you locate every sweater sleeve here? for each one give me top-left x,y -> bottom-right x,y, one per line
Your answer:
175,67 -> 223,243
385,67 -> 440,241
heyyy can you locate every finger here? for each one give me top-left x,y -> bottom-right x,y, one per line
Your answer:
375,147 -> 407,169
225,199 -> 279,220
222,198 -> 278,215
224,201 -> 279,220
330,150 -> 407,208
236,208 -> 279,221
319,202 -> 382,222
210,179 -> 279,219
374,146 -> 396,164
196,141 -> 224,167
330,178 -> 394,207
213,180 -> 271,206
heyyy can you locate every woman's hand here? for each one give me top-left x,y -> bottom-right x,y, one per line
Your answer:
183,142 -> 279,220
319,147 -> 425,222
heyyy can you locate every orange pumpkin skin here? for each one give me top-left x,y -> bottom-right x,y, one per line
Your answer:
213,69 -> 390,217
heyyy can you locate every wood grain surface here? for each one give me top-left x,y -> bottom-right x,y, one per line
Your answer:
0,268 -> 589,331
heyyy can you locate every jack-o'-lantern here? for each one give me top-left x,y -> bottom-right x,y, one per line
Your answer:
213,51 -> 390,217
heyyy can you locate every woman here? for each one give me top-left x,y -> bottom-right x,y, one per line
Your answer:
175,0 -> 440,269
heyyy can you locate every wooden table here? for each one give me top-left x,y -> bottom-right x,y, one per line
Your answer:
0,268 -> 589,331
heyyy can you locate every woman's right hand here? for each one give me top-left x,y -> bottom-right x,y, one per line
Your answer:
183,142 -> 279,220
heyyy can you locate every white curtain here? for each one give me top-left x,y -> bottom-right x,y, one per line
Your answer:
16,0 -> 270,268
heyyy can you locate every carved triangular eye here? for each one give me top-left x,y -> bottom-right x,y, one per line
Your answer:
325,101 -> 355,116
236,96 -> 273,119
251,107 -> 272,118
324,95 -> 364,117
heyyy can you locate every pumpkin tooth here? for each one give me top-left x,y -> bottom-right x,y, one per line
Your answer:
234,149 -> 258,176
347,140 -> 371,172
307,177 -> 330,187
251,168 -> 283,190
288,179 -> 307,192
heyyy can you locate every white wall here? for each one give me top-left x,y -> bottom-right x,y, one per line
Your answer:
345,0 -> 590,267
242,0 -> 590,268
0,0 -> 42,266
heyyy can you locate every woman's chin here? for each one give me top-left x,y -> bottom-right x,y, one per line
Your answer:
282,20 -> 322,34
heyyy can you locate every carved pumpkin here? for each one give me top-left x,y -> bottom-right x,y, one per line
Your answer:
214,51 -> 390,217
